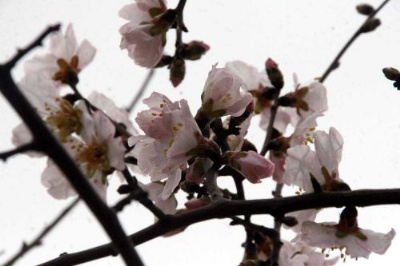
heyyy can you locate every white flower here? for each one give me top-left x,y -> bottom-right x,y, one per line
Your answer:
298,221 -> 395,259
119,0 -> 169,67
24,24 -> 96,85
225,60 -> 271,91
201,65 -> 252,118
130,92 -> 203,199
41,111 -> 126,200
280,240 -> 339,266
283,127 -> 344,192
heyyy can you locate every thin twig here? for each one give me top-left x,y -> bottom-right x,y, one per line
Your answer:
0,143 -> 37,161
204,167 -> 224,201
320,0 -> 391,83
126,69 -> 155,113
2,198 -> 80,266
4,24 -> 61,70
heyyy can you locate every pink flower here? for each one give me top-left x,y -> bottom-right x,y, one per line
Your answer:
298,221 -> 395,259
24,24 -> 96,85
226,150 -> 274,183
201,65 -> 253,118
130,92 -> 203,199
119,0 -> 170,68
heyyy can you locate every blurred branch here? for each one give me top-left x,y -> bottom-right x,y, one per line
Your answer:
0,25 -> 143,266
1,198 -> 80,266
126,69 -> 155,113
320,0 -> 391,83
39,188 -> 400,265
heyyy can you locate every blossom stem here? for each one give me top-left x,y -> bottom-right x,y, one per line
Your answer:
2,198 -> 80,266
204,167 -> 224,201
320,0 -> 391,83
126,69 -> 155,113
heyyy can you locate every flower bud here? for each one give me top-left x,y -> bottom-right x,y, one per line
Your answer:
265,58 -> 284,90
169,58 -> 185,87
360,18 -> 381,33
356,4 -> 374,15
279,216 -> 298,227
181,41 -> 210,60
382,67 -> 400,81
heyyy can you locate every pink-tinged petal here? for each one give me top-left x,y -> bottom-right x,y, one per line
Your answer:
120,24 -> 164,68
144,182 -> 177,215
225,60 -> 271,91
270,154 -> 286,184
314,127 -> 343,174
76,40 -> 96,69
24,54 -> 58,75
299,221 -> 396,259
107,137 -> 126,170
228,151 -> 274,183
41,159 -> 76,199
283,145 -> 320,191
260,107 -> 291,133
160,169 -> 181,199
88,91 -> 137,135
301,81 -> 328,115
50,24 -> 78,59
119,3 -> 151,24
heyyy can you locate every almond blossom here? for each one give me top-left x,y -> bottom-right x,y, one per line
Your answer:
225,150 -> 274,183
201,65 -> 253,119
12,75 -> 90,145
130,92 -> 204,199
119,0 -> 170,68
24,24 -> 96,85
298,221 -> 395,259
283,127 -> 344,192
42,110 -> 126,200
280,240 -> 338,265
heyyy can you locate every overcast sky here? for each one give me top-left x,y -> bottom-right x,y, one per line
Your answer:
1,1 -> 400,265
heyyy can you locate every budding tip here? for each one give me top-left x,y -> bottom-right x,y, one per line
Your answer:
266,58 -> 278,69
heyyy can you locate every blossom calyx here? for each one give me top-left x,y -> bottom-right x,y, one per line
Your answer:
180,41 -> 210,61
169,58 -> 185,87
265,58 -> 284,90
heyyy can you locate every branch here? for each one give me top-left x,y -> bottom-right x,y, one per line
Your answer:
3,24 -> 61,70
0,143 -> 37,161
2,198 -> 80,266
0,25 -> 143,266
126,69 -> 155,113
39,188 -> 400,265
319,0 -> 391,83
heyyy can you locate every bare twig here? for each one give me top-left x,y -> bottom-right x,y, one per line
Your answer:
320,0 -> 391,83
126,69 -> 155,113
2,198 -> 80,266
0,143 -> 37,161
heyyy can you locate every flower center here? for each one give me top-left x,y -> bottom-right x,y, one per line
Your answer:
52,56 -> 80,85
76,138 -> 111,179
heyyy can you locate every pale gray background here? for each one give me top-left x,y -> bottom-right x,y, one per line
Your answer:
1,0 -> 400,265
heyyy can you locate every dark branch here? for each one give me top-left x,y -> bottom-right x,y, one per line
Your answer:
39,188 -> 400,265
0,25 -> 143,266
